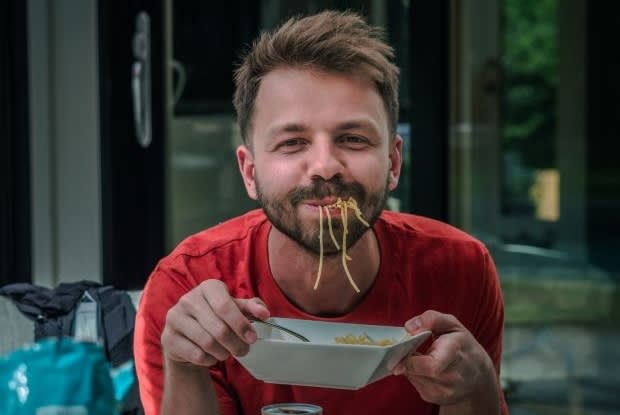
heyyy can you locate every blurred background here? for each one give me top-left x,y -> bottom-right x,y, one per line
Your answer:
2,0 -> 618,413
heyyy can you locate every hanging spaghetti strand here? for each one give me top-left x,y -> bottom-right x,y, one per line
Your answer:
313,206 -> 325,290
325,206 -> 340,249
340,199 -> 361,292
313,197 -> 368,293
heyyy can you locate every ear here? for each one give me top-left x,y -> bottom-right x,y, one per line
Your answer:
387,135 -> 403,191
236,144 -> 258,200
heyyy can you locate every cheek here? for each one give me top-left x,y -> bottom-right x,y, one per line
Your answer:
255,161 -> 299,195
352,157 -> 389,187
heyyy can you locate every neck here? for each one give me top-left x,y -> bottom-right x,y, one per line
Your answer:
268,225 -> 380,316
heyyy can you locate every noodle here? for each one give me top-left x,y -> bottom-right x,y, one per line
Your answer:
324,207 -> 340,249
313,207 -> 324,290
313,197 -> 369,293
334,334 -> 395,346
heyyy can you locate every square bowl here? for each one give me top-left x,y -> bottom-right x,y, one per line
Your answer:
235,317 -> 431,390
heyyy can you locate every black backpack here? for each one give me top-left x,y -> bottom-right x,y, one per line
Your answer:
0,281 -> 144,415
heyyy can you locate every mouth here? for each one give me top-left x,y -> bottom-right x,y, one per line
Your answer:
300,197 -> 359,219
304,198 -> 340,207
301,203 -> 341,217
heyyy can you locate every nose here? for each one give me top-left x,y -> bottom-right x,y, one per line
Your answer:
307,138 -> 344,181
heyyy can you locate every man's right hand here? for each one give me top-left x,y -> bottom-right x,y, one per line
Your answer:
161,279 -> 270,367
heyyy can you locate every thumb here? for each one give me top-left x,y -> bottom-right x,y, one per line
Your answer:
235,297 -> 270,321
404,315 -> 425,335
404,310 -> 462,335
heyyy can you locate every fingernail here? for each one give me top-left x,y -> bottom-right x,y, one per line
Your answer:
405,317 -> 422,332
393,363 -> 405,376
244,330 -> 257,343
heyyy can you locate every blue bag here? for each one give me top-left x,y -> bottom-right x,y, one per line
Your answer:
0,337 -> 135,415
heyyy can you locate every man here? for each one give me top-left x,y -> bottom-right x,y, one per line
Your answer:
135,10 -> 508,415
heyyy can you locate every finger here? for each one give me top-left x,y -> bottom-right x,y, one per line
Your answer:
179,280 -> 253,356
162,328 -> 218,367
408,375 -> 460,406
165,304 -> 234,361
200,280 -> 258,344
393,351 -> 422,375
404,373 -> 449,404
181,314 -> 236,361
407,332 -> 462,375
426,335 -> 462,373
405,310 -> 463,335
403,343 -> 460,379
194,297 -> 254,356
407,370 -> 462,388
235,297 -> 271,322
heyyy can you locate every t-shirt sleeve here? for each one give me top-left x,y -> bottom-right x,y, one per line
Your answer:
133,266 -> 173,415
133,261 -> 240,415
472,246 -> 509,415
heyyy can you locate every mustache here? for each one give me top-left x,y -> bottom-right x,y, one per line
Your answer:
289,178 -> 366,206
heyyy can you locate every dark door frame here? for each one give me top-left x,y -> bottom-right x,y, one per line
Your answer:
98,0 -> 166,289
408,1 -> 450,221
0,0 -> 31,286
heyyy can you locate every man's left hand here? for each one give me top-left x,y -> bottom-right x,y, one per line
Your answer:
393,310 -> 500,412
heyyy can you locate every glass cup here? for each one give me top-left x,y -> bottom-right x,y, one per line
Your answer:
261,403 -> 323,414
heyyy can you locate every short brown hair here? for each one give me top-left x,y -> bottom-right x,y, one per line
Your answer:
233,10 -> 400,145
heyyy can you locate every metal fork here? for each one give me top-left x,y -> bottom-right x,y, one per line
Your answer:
252,319 -> 311,342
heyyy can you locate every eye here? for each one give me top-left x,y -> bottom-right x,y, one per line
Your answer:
276,138 -> 307,153
338,135 -> 369,148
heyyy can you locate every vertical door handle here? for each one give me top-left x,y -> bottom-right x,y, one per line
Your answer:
132,12 -> 152,148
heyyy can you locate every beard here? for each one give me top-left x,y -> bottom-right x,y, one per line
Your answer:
256,174 -> 390,256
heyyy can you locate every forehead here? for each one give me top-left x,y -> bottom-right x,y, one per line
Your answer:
251,68 -> 389,140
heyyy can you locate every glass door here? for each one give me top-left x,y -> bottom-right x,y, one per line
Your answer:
165,1 -> 260,248
165,0 -> 418,249
98,0 -> 426,287
450,0 -> 620,412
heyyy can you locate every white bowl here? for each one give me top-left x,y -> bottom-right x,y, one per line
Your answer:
235,317 -> 432,390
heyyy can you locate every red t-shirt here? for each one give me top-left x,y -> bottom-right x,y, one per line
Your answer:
134,209 -> 508,414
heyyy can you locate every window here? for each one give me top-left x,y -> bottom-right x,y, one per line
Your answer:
451,0 -> 620,412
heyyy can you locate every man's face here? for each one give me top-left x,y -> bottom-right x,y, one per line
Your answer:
236,68 -> 402,255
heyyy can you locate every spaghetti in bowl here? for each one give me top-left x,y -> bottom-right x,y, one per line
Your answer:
235,318 -> 431,390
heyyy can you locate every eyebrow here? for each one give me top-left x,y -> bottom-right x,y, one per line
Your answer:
334,119 -> 381,135
267,118 -> 381,138
268,123 -> 309,138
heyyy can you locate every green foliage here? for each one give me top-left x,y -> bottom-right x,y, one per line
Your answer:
501,0 -> 557,164
502,278 -> 619,326
501,0 -> 558,213
503,0 -> 558,83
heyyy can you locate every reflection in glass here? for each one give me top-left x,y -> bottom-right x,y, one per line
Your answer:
166,0 -> 413,248
451,0 -> 619,413
501,0 -> 558,237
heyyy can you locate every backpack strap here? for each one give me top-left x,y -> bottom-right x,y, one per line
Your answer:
88,286 -> 143,414
91,286 -> 137,367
